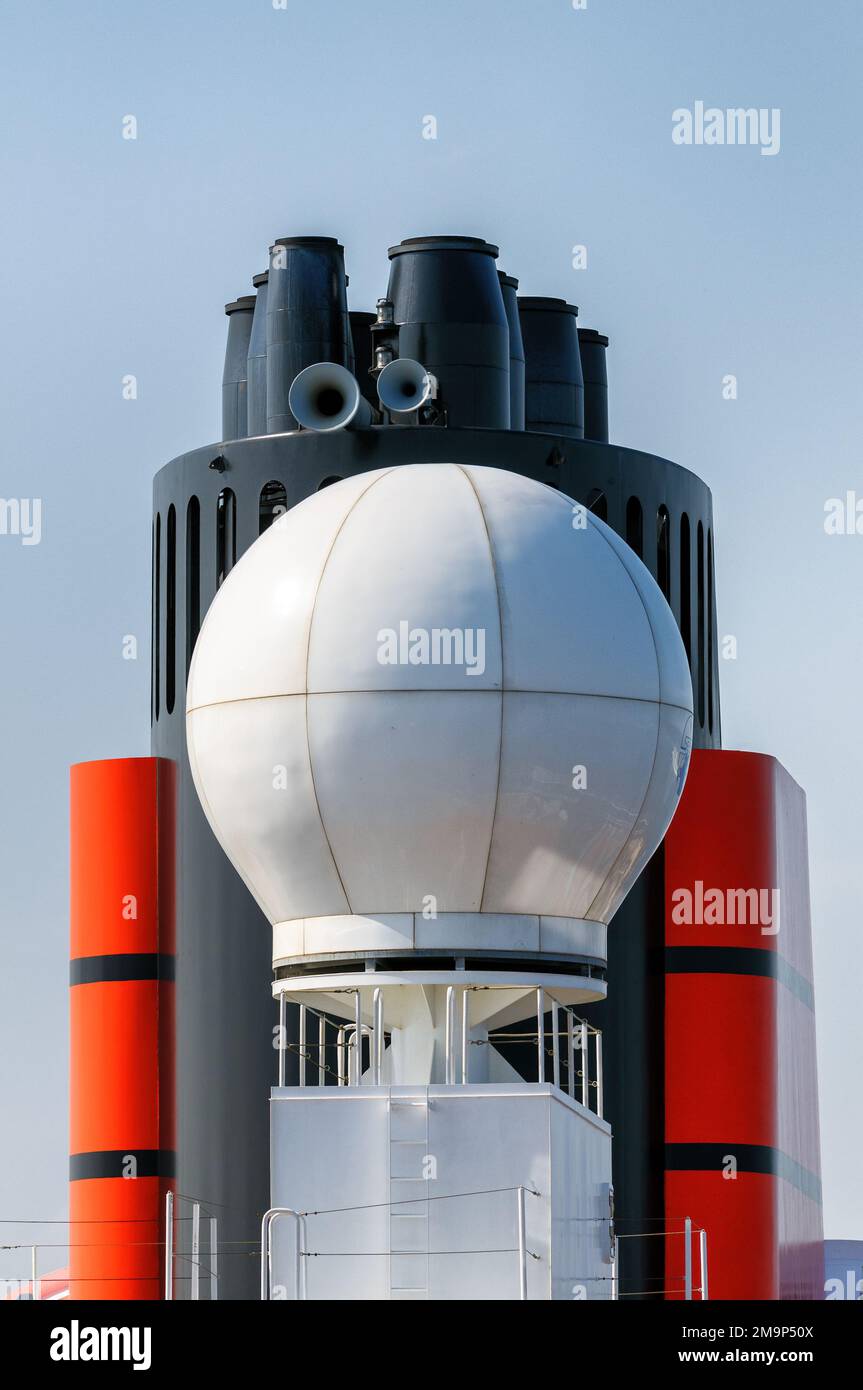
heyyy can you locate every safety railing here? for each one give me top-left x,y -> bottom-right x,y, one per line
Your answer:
460,985 -> 604,1117
276,988 -> 386,1087
164,1192 -> 219,1300
275,984 -> 602,1111
260,1184 -> 541,1301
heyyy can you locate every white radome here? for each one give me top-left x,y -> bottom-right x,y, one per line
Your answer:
186,464 -> 693,969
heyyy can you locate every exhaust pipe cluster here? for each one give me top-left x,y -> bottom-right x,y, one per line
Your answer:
221,232 -> 610,443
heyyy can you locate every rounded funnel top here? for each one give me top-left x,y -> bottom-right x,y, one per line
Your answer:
388,235 -> 499,259
224,295 -> 256,315
187,465 -> 692,975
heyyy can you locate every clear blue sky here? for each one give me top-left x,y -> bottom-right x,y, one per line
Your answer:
0,0 -> 860,1277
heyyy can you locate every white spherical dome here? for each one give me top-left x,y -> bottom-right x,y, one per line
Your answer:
186,463 -> 692,971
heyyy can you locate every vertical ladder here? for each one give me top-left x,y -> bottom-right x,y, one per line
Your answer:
388,1094 -> 430,1300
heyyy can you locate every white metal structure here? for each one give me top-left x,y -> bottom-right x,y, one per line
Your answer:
187,464 -> 692,975
186,463 -> 692,1299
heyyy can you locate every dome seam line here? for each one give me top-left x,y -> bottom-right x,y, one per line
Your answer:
454,465 -> 505,916
303,468 -> 399,917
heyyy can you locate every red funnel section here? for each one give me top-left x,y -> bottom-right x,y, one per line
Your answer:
69,757 -> 176,1300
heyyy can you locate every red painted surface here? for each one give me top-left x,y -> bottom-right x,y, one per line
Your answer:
69,758 -> 175,1301
666,974 -> 776,1148
663,750 -> 822,1301
666,1174 -> 778,1301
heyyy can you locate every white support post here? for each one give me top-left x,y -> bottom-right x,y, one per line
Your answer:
278,992 -> 286,1087
445,985 -> 455,1084
164,1190 -> 174,1300
461,988 -> 469,1084
581,1022 -> 588,1107
699,1228 -> 709,1300
318,1012 -> 326,1086
551,1003 -> 560,1090
337,1026 -> 346,1086
595,1029 -> 604,1118
567,1011 -> 575,1099
372,988 -> 383,1084
517,1187 -> 527,1301
191,1201 -> 201,1301
684,1216 -> 693,1300
536,988 -> 545,1083
298,1004 -> 307,1088
210,1216 -> 218,1300
354,990 -> 362,1085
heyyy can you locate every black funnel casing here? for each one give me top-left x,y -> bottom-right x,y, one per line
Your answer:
498,271 -> 525,430
221,296 -> 255,441
349,311 -> 378,409
266,237 -> 352,433
386,236 -> 509,429
518,296 -> 585,439
246,271 -> 269,437
578,327 -> 610,444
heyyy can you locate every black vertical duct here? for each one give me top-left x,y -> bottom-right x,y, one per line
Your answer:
246,272 -> 269,436
518,297 -> 584,439
266,236 -> 352,434
578,327 -> 610,444
349,311 -> 377,408
386,236 -> 509,429
221,296 -> 255,441
498,272 -> 525,430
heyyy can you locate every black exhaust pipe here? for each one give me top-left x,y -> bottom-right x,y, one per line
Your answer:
518,296 -> 584,440
221,295 -> 255,441
349,310 -> 378,410
246,271 -> 269,437
498,271 -> 525,430
578,327 -> 610,444
266,236 -> 351,433
386,235 -> 509,429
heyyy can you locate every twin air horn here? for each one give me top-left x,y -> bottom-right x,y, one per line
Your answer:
288,357 -> 438,432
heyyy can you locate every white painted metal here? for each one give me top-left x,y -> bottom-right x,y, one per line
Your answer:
164,1190 -> 174,1300
319,1011 -> 327,1086
261,1208 -> 307,1301
595,1030 -> 604,1119
354,990 -> 362,1085
372,988 -> 383,1085
684,1216 -> 693,1300
186,464 -> 693,973
299,1005 -> 307,1088
270,1084 -> 611,1300
567,1012 -> 575,1100
445,986 -> 455,1085
700,1228 -> 709,1301
461,988 -> 469,1084
210,1216 -> 218,1301
337,1025 -> 346,1086
516,1186 -> 527,1300
536,988 -> 545,1083
581,1022 -> 589,1108
288,361 -> 373,432
278,992 -> 286,1086
377,357 -> 436,414
191,1201 -> 200,1301
551,1003 -> 560,1091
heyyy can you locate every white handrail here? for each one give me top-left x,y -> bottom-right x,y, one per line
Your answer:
164,1191 -> 218,1300
261,1208 -> 307,1301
